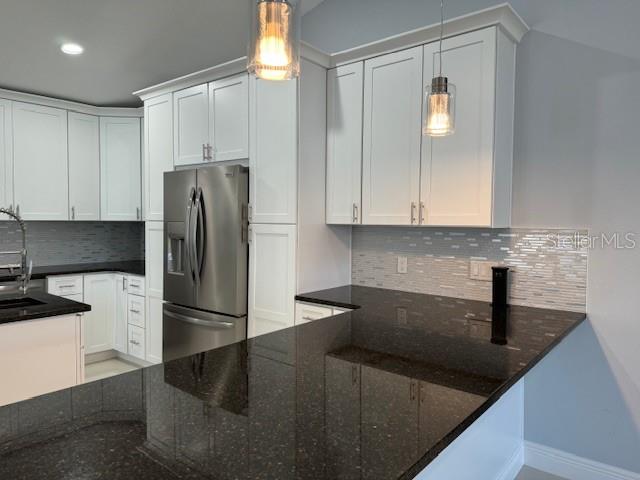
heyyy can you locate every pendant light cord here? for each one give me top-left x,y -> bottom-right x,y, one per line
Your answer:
438,0 -> 444,76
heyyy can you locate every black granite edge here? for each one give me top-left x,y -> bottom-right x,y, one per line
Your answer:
294,293 -> 361,311
0,260 -> 146,281
400,311 -> 587,479
0,291 -> 91,326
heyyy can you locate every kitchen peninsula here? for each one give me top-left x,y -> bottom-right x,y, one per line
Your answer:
0,286 -> 585,479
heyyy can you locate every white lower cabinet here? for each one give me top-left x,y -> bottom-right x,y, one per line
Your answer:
114,274 -> 128,354
248,223 -> 297,338
145,221 -> 164,364
48,272 -> 148,361
295,301 -> 352,325
0,313 -> 84,407
83,273 -> 116,354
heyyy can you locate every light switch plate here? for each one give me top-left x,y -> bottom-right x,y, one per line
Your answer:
397,256 -> 408,274
469,260 -> 495,281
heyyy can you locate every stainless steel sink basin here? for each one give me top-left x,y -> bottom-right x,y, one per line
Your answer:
0,297 -> 45,310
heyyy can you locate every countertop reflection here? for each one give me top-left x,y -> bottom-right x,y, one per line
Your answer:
0,286 -> 585,479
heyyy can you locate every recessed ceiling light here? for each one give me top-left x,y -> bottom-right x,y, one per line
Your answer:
61,43 -> 84,55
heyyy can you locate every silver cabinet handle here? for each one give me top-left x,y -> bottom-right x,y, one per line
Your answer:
71,206 -> 76,220
247,225 -> 253,243
247,204 -> 253,223
411,202 -> 417,224
352,203 -> 359,223
130,309 -> 141,314
136,207 -> 140,220
15,205 -> 19,216
207,144 -> 213,160
130,340 -> 140,346
302,316 -> 317,321
419,202 -> 426,225
202,143 -> 207,161
123,278 -> 128,291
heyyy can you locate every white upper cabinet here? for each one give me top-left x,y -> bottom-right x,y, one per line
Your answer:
248,223 -> 297,338
100,117 -> 142,221
144,94 -> 173,221
209,74 -> 249,162
13,102 -> 69,220
173,84 -> 209,166
326,63 -> 364,225
0,99 -> 12,216
421,27 -> 511,227
362,47 -> 423,225
249,77 -> 298,224
68,112 -> 100,221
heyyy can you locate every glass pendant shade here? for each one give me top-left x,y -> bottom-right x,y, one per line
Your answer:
248,0 -> 301,81
424,76 -> 456,137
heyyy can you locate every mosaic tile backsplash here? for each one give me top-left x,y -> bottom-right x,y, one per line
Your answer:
352,227 -> 588,312
0,222 -> 144,266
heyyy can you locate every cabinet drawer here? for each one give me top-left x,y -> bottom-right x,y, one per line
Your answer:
127,324 -> 145,360
127,294 -> 146,328
47,275 -> 84,296
127,275 -> 145,296
295,302 -> 334,325
62,293 -> 84,303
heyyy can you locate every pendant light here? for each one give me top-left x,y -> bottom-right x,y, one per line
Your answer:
247,0 -> 301,81
423,0 -> 455,136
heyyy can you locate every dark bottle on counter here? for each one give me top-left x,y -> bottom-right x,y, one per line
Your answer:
491,266 -> 509,308
491,266 -> 510,345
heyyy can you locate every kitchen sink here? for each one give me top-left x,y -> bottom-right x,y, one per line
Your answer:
0,297 -> 45,310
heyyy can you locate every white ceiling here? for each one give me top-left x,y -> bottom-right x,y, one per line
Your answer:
0,0 -> 326,107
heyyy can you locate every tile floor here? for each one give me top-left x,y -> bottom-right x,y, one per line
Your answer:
516,466 -> 568,480
85,358 -> 140,382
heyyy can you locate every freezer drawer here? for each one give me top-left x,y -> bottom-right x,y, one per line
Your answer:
163,303 -> 246,362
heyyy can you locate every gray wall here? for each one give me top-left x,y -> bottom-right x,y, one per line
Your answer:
304,0 -> 640,472
0,221 -> 144,266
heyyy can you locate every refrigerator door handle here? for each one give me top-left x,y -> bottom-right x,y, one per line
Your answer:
190,187 -> 202,284
185,187 -> 196,281
195,187 -> 205,280
164,309 -> 235,329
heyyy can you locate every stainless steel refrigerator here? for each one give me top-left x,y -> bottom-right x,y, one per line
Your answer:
163,165 -> 249,362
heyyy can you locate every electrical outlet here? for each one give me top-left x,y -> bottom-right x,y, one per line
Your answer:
397,256 -> 408,274
469,260 -> 495,281
396,307 -> 408,325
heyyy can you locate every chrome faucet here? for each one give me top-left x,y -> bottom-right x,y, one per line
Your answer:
0,207 -> 32,294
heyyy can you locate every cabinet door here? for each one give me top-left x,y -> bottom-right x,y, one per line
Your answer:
145,221 -> 164,364
83,273 -> 116,354
13,102 -> 68,220
100,117 -> 142,221
68,112 -> 100,220
248,224 -> 296,338
0,99 -> 13,217
326,63 -> 364,225
421,28 -> 496,226
362,47 -> 422,225
173,84 -> 209,166
145,94 -> 173,221
361,366 -> 419,479
209,74 -> 249,162
114,274 -> 128,354
249,77 -> 297,224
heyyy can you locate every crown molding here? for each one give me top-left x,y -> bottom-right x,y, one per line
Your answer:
0,88 -> 142,117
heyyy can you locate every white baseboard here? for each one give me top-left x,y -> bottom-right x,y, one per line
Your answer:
525,442 -> 640,480
498,445 -> 524,480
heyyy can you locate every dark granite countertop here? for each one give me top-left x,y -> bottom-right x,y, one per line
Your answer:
0,260 -> 145,282
0,286 -> 585,479
0,290 -> 90,325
